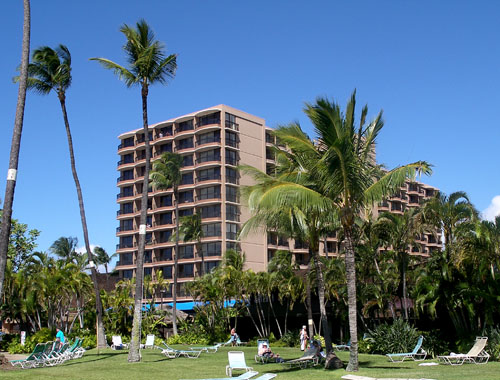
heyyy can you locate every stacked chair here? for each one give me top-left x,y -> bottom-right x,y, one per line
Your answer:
10,337 -> 86,369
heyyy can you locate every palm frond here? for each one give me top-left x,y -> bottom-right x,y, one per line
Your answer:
89,58 -> 137,87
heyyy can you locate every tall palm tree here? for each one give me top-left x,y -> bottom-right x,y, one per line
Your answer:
242,92 -> 431,371
50,236 -> 78,263
94,246 -> 111,274
20,45 -> 106,348
91,20 -> 177,362
178,213 -> 204,275
376,208 -> 428,319
0,0 -> 31,300
150,152 -> 183,335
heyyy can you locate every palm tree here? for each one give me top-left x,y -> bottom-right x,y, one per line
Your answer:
0,0 -> 31,300
242,92 -> 431,371
178,213 -> 204,275
376,207 -> 428,319
150,152 -> 183,335
50,236 -> 78,263
20,45 -> 106,348
91,20 -> 177,362
94,246 -> 111,274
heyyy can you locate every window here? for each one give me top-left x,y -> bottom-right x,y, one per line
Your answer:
197,167 -> 220,182
198,185 -> 221,200
226,186 -> 238,202
226,241 -> 240,251
159,212 -> 172,225
121,186 -> 133,197
266,147 -> 274,160
159,248 -> 172,261
197,149 -> 220,164
177,137 -> 194,150
179,208 -> 194,217
121,153 -> 134,164
177,119 -> 194,132
198,112 -> 220,127
182,154 -> 193,167
265,132 -> 274,144
122,269 -> 133,279
200,204 -> 221,219
225,131 -> 238,148
226,204 -> 239,221
181,172 -> 194,185
136,150 -> 146,161
157,125 -> 172,137
159,143 -> 173,153
120,137 -> 134,148
178,190 -> 193,203
120,252 -> 133,265
225,113 -> 238,130
205,261 -> 220,273
198,131 -> 220,145
178,245 -> 194,259
158,230 -> 172,243
144,267 -> 152,277
121,169 -> 134,181
226,167 -> 238,184
226,223 -> 239,240
225,149 -> 238,165
120,219 -> 133,231
121,202 -> 133,214
202,223 -> 221,237
178,264 -> 194,278
160,266 -> 172,279
159,195 -> 172,207
202,241 -> 221,257
120,236 -> 133,248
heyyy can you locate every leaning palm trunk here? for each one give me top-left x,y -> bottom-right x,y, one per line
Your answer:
129,86 -> 152,361
58,95 -> 106,348
344,228 -> 359,371
306,261 -> 314,340
0,0 -> 30,300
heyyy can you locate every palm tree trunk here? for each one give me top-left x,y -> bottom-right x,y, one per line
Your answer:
58,95 -> 106,349
401,253 -> 409,320
128,85 -> 152,361
310,248 -> 333,354
0,0 -> 30,300
306,262 -> 314,340
172,186 -> 179,335
344,227 -> 359,372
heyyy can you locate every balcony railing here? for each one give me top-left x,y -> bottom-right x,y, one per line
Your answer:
118,141 -> 135,150
197,118 -> 221,128
196,137 -> 221,146
226,140 -> 239,149
117,176 -> 134,183
196,156 -> 221,164
196,175 -> 221,183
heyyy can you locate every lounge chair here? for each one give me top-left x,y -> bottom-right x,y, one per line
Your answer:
334,340 -> 351,351
438,336 -> 490,365
282,343 -> 321,369
235,336 -> 247,346
111,335 -> 129,350
10,342 -> 47,369
255,339 -> 270,363
386,335 -> 427,362
144,334 -> 155,349
190,342 -> 223,353
226,351 -> 254,377
160,342 -> 203,359
179,370 -> 259,380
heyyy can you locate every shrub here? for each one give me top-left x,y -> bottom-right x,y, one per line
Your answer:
279,330 -> 299,348
313,334 -> 325,348
365,319 -> 420,354
483,326 -> 500,361
421,330 -> 450,358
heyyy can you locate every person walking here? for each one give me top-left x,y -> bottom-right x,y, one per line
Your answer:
300,325 -> 308,351
55,327 -> 65,349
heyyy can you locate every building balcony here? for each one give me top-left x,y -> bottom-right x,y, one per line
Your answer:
195,175 -> 221,184
225,120 -> 239,131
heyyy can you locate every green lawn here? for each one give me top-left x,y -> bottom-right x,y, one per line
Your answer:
3,346 -> 499,380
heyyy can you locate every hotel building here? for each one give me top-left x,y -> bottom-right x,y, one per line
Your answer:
115,105 -> 441,302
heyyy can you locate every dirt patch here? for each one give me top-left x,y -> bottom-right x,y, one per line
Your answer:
0,354 -> 15,370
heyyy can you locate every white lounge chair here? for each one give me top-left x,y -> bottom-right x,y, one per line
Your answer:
179,371 -> 259,380
190,342 -> 223,353
438,336 -> 490,365
226,351 -> 253,377
144,334 -> 155,349
386,335 -> 427,362
111,335 -> 129,350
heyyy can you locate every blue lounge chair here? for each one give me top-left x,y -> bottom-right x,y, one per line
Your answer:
386,335 -> 427,362
334,340 -> 351,351
161,342 -> 203,359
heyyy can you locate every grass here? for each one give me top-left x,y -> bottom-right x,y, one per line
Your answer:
3,345 -> 500,380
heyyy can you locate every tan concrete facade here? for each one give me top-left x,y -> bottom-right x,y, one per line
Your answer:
116,105 -> 269,301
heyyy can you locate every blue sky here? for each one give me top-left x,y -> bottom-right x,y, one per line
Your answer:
1,1 -> 499,264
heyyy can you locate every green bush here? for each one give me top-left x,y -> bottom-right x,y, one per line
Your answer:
8,328 -> 55,354
0,333 -> 17,351
483,326 -> 500,361
166,333 -> 209,345
279,331 -> 299,348
421,330 -> 450,358
365,319 -> 420,354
